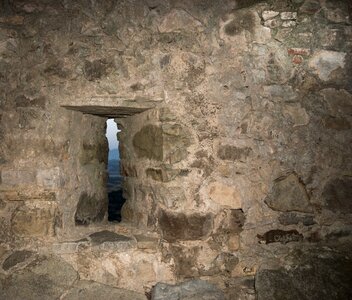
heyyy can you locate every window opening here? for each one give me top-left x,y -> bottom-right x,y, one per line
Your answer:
106,119 -> 126,222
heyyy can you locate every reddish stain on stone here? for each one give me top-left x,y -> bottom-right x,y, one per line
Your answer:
292,55 -> 304,64
288,48 -> 310,56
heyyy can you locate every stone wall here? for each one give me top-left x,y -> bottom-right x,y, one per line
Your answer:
0,0 -> 351,298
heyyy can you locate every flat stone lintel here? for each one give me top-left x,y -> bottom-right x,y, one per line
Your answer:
62,105 -> 149,118
61,96 -> 161,118
53,230 -> 138,253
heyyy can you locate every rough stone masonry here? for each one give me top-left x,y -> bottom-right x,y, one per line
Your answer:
0,0 -> 351,299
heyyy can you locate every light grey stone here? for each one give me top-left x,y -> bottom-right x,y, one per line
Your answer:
309,50 -> 346,81
262,11 -> 280,21
280,12 -> 297,20
1,170 -> 36,186
152,279 -> 225,300
89,230 -> 137,251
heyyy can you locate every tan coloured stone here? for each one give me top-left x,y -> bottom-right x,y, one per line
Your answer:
208,182 -> 242,209
0,190 -> 56,201
11,204 -> 57,237
228,235 -> 240,251
133,125 -> 163,161
135,235 -> 159,250
0,0 -> 351,297
283,104 -> 310,127
36,167 -> 63,188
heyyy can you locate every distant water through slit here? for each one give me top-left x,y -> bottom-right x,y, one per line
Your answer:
106,119 -> 126,222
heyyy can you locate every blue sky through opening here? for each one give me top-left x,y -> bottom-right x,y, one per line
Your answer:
106,119 -> 119,150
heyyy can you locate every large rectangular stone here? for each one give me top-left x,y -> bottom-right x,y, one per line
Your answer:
0,190 -> 56,201
36,167 -> 63,188
1,170 -> 36,186
11,203 -> 58,237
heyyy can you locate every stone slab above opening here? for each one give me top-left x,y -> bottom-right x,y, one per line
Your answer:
61,96 -> 159,118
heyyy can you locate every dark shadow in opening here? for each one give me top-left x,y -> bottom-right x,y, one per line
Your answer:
106,119 -> 126,222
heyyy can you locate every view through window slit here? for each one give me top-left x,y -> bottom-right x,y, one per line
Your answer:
106,119 -> 126,222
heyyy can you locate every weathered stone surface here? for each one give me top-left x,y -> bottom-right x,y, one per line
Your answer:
205,252 -> 239,276
226,276 -> 255,300
162,123 -> 191,164
159,107 -> 177,122
320,88 -> 352,116
133,125 -> 163,161
15,95 -> 46,109
280,12 -> 297,20
278,212 -> 315,226
1,170 -> 36,186
2,250 -> 34,271
309,50 -> 346,81
11,205 -> 57,237
256,249 -> 352,300
265,174 -> 312,213
89,230 -> 130,243
155,186 -> 187,209
325,229 -> 352,241
0,199 -> 5,209
0,255 -> 78,300
323,2 -> 350,24
235,0 -> 263,10
135,234 -> 159,250
322,177 -> 352,213
208,182 -> 242,209
36,167 -> 63,188
283,104 -> 309,127
300,0 -> 321,14
169,243 -> 201,278
53,239 -> 89,254
83,59 -> 111,81
0,190 -> 56,201
262,11 -> 280,21
0,15 -> 24,25
223,10 -> 256,36
264,18 -> 282,28
74,192 -> 106,225
228,235 -> 241,252
169,241 -> 238,278
220,209 -> 245,234
63,280 -> 147,300
88,230 -> 136,251
0,0 -> 351,296
210,209 -> 245,250
152,279 -> 225,300
159,210 -> 213,242
257,229 -> 303,244
146,167 -> 184,182
158,9 -> 203,33
323,116 -> 351,131
80,142 -> 108,164
217,145 -> 252,161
